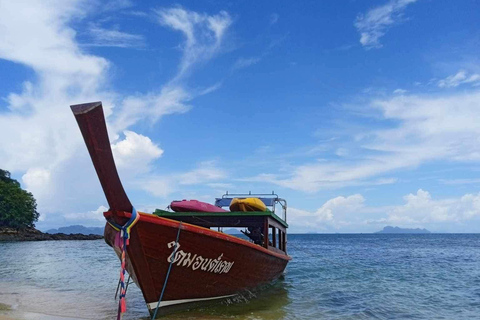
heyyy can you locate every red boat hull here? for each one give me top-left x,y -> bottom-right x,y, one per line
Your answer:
105,211 -> 290,313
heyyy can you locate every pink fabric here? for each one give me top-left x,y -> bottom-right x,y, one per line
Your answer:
114,231 -> 122,248
170,199 -> 228,213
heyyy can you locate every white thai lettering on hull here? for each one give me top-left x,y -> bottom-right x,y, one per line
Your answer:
166,241 -> 234,274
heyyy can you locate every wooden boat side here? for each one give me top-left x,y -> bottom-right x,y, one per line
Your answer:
104,212 -> 290,311
106,210 -> 291,261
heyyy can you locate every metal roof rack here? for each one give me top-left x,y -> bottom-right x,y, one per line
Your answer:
215,191 -> 287,222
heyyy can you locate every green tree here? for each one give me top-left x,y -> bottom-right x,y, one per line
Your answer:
0,169 -> 40,229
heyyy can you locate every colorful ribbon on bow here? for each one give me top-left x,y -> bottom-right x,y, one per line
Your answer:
108,207 -> 140,320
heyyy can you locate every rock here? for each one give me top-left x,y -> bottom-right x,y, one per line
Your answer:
0,227 -> 103,241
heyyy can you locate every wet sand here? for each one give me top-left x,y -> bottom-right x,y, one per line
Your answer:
0,311 -> 83,320
0,303 -> 83,320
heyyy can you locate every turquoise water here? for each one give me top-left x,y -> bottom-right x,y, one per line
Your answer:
0,234 -> 479,319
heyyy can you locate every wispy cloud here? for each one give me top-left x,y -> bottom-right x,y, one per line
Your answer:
230,36 -> 286,72
393,88 -> 407,94
270,13 -> 279,25
248,90 -> 480,192
155,7 -> 232,79
108,7 -> 233,133
439,178 -> 480,185
354,0 -> 418,49
87,24 -> 145,48
112,86 -> 191,132
102,0 -> 133,12
438,70 -> 480,88
232,57 -> 261,70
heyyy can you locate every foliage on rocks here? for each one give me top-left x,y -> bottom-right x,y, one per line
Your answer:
0,169 -> 39,229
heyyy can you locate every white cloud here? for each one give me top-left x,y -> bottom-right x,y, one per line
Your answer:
140,161 -> 227,198
0,0 -> 110,174
335,148 -> 348,157
87,24 -> 145,48
290,190 -> 480,233
140,179 -> 172,198
111,130 -> 163,172
438,70 -> 480,88
0,1 -> 107,77
64,205 -> 109,223
393,88 -> 407,94
22,168 -> 52,202
289,195 -> 365,231
178,161 -> 226,185
354,0 -> 418,49
386,189 -> 480,225
317,194 -> 365,221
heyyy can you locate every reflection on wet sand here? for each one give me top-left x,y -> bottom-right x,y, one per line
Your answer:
149,280 -> 291,320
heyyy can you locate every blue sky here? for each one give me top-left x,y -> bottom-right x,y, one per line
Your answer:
1,0 -> 480,233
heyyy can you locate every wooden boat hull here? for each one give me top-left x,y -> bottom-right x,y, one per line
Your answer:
104,211 -> 290,314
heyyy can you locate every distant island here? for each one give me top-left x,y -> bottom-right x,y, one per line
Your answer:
46,225 -> 104,235
376,226 -> 431,234
223,228 -> 242,235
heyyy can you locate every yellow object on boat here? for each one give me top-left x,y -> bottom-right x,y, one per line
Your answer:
229,198 -> 267,212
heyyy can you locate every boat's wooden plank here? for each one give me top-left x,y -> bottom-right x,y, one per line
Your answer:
70,102 -> 132,212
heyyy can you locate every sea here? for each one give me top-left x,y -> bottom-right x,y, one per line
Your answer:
0,234 -> 479,319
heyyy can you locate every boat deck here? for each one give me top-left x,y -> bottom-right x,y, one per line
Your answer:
153,209 -> 288,228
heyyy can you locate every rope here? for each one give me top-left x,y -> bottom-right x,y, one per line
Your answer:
109,207 -> 140,320
151,223 -> 182,319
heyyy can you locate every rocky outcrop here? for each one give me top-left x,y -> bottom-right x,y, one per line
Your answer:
0,227 -> 103,241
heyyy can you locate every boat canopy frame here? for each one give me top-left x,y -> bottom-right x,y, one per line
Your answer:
154,208 -> 289,254
215,191 -> 287,223
154,192 -> 289,254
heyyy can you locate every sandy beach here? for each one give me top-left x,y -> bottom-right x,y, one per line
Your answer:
0,303 -> 83,320
0,311 -> 83,320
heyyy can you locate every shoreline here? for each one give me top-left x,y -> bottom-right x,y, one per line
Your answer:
0,310 -> 85,320
0,298 -> 89,320
0,227 -> 103,242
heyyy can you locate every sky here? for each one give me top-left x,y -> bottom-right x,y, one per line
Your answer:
1,0 -> 480,233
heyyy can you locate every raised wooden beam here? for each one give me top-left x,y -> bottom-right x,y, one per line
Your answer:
71,101 -> 133,212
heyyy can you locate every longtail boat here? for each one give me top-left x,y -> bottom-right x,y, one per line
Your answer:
70,101 -> 291,318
